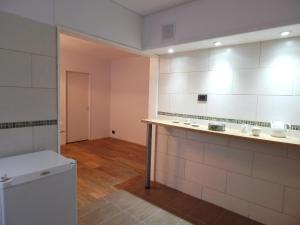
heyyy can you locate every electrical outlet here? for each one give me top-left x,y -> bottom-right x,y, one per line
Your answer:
198,94 -> 208,102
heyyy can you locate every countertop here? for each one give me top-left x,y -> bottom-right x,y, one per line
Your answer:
142,118 -> 300,147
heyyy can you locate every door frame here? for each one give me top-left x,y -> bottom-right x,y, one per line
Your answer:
65,71 -> 92,143
57,26 -> 159,161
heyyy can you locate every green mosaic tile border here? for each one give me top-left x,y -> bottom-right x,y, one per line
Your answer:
0,120 -> 57,129
291,125 -> 300,131
158,111 -> 300,131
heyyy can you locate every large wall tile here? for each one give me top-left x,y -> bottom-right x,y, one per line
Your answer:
185,161 -> 227,192
156,152 -> 185,178
261,37 -> 300,68
157,94 -> 171,112
156,171 -> 202,200
170,53 -> 191,73
0,49 -> 31,87
173,178 -> 203,200
0,12 -> 56,57
157,126 -> 169,135
156,134 -> 168,154
187,131 -> 229,145
204,144 -> 253,175
159,73 -> 189,93
33,125 -> 58,152
284,187 -> 300,219
207,95 -> 257,120
170,93 -> 207,115
233,68 -> 294,95
229,138 -> 288,157
189,70 -> 234,94
188,71 -> 210,93
209,42 -> 260,70
206,70 -> 234,94
0,87 -> 57,122
253,153 -> 300,189
294,67 -> 300,95
168,136 -> 204,163
202,187 -> 249,217
0,127 -> 33,158
162,127 -> 186,138
249,204 -> 300,225
32,55 -> 56,88
170,93 -> 196,114
170,50 -> 209,73
257,96 -> 300,124
227,173 -> 284,211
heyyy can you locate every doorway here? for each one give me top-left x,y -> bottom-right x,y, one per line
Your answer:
66,71 -> 90,143
58,29 -> 158,210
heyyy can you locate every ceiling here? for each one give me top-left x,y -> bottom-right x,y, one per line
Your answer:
60,33 -> 138,60
112,0 -> 194,16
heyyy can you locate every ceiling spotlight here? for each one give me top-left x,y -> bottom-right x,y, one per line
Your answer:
280,31 -> 291,37
214,41 -> 222,47
168,48 -> 174,54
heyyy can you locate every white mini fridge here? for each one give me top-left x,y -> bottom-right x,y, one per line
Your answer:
0,150 -> 77,225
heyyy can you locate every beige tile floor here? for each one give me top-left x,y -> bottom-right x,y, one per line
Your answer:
79,190 -> 192,225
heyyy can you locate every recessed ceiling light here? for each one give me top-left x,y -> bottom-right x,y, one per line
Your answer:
280,31 -> 291,37
214,41 -> 222,47
168,48 -> 174,54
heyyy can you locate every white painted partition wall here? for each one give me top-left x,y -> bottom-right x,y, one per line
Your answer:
60,50 -> 111,145
143,0 -> 300,49
110,56 -> 150,145
0,0 -> 142,49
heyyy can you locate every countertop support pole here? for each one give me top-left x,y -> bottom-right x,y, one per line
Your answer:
145,123 -> 152,189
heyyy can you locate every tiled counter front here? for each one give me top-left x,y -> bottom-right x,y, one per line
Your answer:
154,126 -> 300,225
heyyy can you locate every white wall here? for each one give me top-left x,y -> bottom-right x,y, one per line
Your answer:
60,52 -> 150,146
0,0 -> 54,25
0,12 -> 58,158
110,56 -> 150,145
158,37 -> 300,133
60,50 -> 111,144
143,0 -> 300,49
54,0 -> 142,49
0,0 -> 142,49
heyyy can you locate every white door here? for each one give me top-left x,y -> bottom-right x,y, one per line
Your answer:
66,72 -> 89,143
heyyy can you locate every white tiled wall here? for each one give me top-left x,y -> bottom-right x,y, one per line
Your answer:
0,88 -> 57,122
157,37 -> 300,224
0,12 -> 57,158
0,49 -> 31,87
294,67 -> 300,95
158,37 -> 300,125
155,126 -> 300,225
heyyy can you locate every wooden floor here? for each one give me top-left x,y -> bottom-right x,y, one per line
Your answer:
61,138 -> 146,210
62,138 -> 264,225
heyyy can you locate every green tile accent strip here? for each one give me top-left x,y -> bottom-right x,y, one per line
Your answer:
158,111 -> 300,131
291,125 -> 300,131
0,120 -> 57,129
